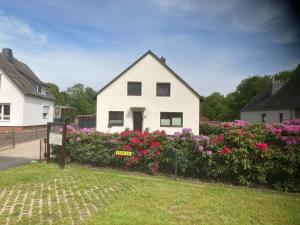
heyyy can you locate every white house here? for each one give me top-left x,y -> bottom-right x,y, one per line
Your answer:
241,74 -> 300,123
96,50 -> 201,135
0,48 -> 55,131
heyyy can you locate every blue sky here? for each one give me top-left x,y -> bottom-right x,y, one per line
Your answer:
0,0 -> 299,96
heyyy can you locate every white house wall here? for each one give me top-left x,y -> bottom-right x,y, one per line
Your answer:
23,96 -> 54,126
0,69 -> 24,126
241,109 -> 293,124
97,54 -> 200,135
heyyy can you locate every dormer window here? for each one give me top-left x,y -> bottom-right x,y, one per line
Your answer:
37,85 -> 47,95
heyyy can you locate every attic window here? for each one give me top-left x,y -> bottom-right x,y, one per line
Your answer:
37,85 -> 47,95
128,82 -> 142,96
157,83 -> 170,96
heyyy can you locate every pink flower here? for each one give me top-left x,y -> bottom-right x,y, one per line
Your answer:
256,143 -> 268,151
76,137 -> 81,142
156,150 -> 161,156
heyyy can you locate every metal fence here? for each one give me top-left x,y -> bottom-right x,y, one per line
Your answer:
0,128 -> 47,149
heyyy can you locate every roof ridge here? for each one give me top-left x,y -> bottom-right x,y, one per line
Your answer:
96,50 -> 201,99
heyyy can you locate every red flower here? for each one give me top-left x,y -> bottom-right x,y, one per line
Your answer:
130,137 -> 141,144
212,137 -> 217,146
131,156 -> 139,162
256,143 -> 268,151
140,149 -> 148,155
218,134 -> 224,142
150,141 -> 161,148
123,144 -> 131,151
156,150 -> 161,156
220,146 -> 231,155
120,131 -> 130,137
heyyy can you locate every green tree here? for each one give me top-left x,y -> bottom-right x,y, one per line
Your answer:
202,92 -> 230,121
47,83 -> 65,105
65,83 -> 96,115
227,75 -> 271,120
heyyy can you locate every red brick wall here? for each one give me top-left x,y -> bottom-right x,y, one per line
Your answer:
0,125 -> 46,132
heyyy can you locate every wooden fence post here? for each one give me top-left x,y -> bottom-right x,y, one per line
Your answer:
60,123 -> 67,169
12,127 -> 15,148
46,123 -> 51,163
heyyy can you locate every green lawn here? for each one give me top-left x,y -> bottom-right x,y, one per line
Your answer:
0,163 -> 299,225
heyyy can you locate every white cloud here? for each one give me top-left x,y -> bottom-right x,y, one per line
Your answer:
0,11 -> 47,50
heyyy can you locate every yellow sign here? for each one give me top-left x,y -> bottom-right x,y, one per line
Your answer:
115,151 -> 133,156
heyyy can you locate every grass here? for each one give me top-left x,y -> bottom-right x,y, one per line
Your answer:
0,163 -> 299,225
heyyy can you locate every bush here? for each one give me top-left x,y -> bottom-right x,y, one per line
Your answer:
53,121 -> 300,192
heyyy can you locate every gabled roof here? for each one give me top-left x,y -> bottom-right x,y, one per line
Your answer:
241,73 -> 300,112
96,50 -> 201,99
0,51 -> 55,101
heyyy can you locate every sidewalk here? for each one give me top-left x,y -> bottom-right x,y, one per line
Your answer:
0,140 -> 42,170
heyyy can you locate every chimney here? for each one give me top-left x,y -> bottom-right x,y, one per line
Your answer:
269,79 -> 284,96
160,56 -> 166,64
2,48 -> 14,64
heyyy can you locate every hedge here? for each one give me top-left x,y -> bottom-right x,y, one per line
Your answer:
53,120 -> 300,192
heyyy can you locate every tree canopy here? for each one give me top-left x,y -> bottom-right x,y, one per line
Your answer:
202,64 -> 300,121
48,83 -> 97,115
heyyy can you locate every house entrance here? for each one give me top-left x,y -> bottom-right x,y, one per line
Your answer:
133,111 -> 143,131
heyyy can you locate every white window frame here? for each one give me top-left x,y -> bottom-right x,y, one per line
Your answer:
0,103 -> 11,121
0,74 -> 2,89
43,105 -> 49,119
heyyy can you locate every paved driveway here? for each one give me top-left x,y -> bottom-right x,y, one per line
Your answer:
0,140 -> 42,170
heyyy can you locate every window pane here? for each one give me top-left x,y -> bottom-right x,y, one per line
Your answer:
157,83 -> 170,96
172,117 -> 182,126
128,82 -> 141,96
109,111 -> 124,126
0,105 -> 2,120
161,119 -> 171,126
3,105 -> 10,120
160,112 -> 182,127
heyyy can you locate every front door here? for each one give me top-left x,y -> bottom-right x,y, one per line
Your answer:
133,111 -> 143,131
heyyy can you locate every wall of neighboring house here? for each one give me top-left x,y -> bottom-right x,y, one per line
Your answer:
23,96 -> 54,126
97,54 -> 200,134
0,70 -> 24,127
241,109 -> 293,123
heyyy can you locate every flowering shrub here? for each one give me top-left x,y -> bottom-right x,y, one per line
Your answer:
266,119 -> 300,145
116,130 -> 168,173
53,121 -> 300,192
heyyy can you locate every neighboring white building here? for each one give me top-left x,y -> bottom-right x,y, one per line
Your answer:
96,50 -> 201,135
0,48 -> 55,131
241,75 -> 300,124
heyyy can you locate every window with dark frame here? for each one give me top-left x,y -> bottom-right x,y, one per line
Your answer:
157,83 -> 170,96
109,111 -> 124,126
261,113 -> 266,123
127,82 -> 142,96
160,112 -> 183,127
0,104 -> 10,121
279,113 -> 283,123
